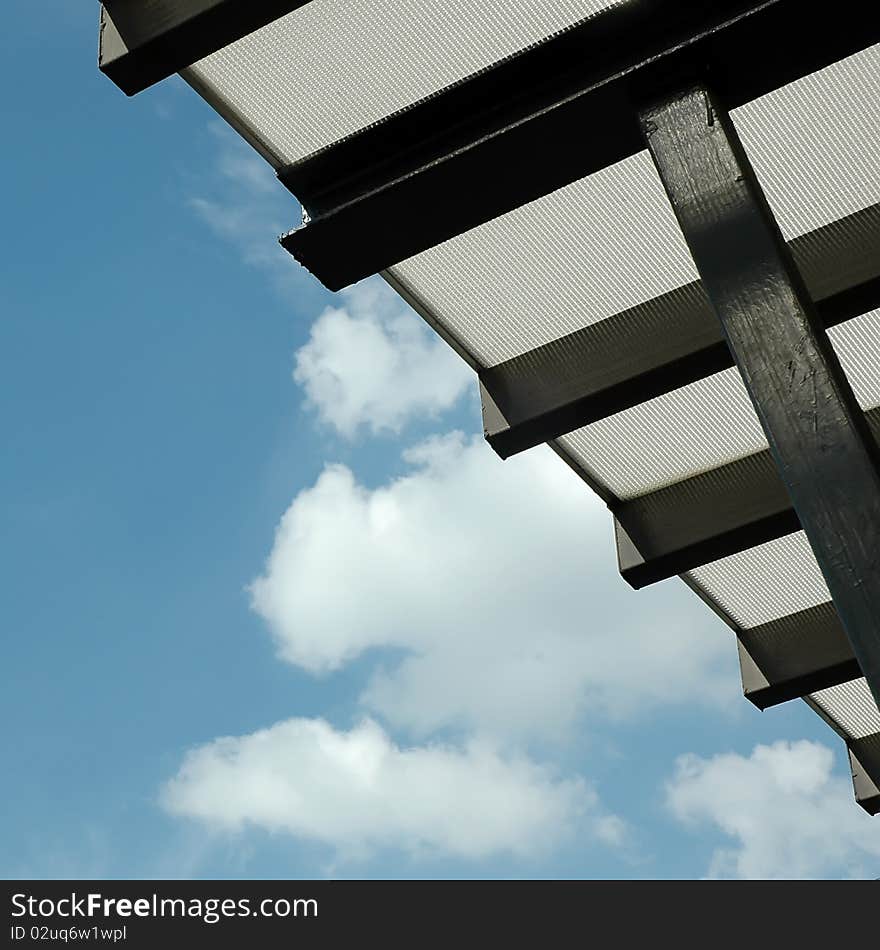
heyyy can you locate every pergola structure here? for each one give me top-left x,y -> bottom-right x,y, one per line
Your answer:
99,0 -> 880,814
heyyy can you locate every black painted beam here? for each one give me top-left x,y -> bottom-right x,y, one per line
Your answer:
641,85 -> 880,710
99,1 -> 309,96
614,447 -> 797,588
278,0 -> 880,290
614,410 -> 880,588
849,735 -> 880,816
736,602 -> 860,710
482,205 -> 880,458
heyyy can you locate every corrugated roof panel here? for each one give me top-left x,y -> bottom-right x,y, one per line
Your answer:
185,0 -> 621,167
389,151 -> 696,366
811,679 -> 880,739
555,307 -> 880,500
685,532 -> 830,630
556,366 -> 762,500
387,44 -> 880,369
734,47 -> 880,238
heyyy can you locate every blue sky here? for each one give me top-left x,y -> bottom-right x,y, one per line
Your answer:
2,2 -> 879,880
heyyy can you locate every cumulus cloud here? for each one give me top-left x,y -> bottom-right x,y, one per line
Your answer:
161,717 -> 610,861
250,431 -> 737,741
189,129 -> 470,437
665,740 -> 880,879
293,279 -> 472,438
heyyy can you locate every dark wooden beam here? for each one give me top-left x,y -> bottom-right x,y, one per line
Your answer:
482,204 -> 880,458
849,734 -> 880,816
641,84 -> 880,711
278,0 -> 880,290
99,1 -> 309,96
614,448 -> 798,588
736,603 -> 860,710
614,409 -> 880,588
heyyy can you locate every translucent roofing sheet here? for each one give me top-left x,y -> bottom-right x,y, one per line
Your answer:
185,0 -> 620,166
390,44 -> 880,368
733,48 -> 880,237
186,18 -> 880,370
557,307 -> 880,500
811,679 -> 880,740
685,532 -> 830,630
558,366 -> 762,499
390,151 -> 696,365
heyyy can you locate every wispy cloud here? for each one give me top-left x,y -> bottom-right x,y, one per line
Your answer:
187,123 -> 303,293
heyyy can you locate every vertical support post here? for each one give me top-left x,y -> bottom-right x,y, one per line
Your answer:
639,85 -> 880,710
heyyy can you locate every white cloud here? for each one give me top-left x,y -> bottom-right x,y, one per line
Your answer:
293,279 -> 472,438
665,740 -> 880,879
250,431 -> 737,742
190,128 -> 470,436
161,717 -> 607,861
